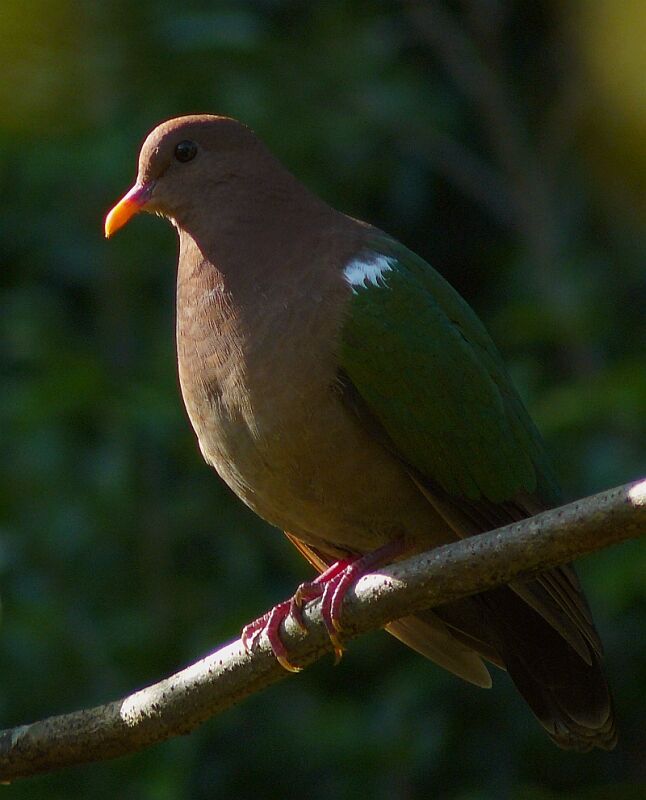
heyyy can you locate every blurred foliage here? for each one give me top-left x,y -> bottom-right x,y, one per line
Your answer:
0,1 -> 644,798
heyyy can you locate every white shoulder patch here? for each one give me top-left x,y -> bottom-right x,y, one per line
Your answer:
343,253 -> 394,293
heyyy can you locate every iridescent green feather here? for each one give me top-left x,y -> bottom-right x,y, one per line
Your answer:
340,237 -> 561,506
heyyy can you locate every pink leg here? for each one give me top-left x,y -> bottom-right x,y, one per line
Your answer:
325,540 -> 406,631
242,562 -> 353,672
241,539 -> 407,672
241,600 -> 300,671
289,559 -> 353,631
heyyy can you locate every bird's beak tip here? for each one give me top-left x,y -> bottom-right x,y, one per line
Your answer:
104,182 -> 152,238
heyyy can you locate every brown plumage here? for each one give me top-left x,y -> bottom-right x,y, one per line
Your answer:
105,115 -> 616,751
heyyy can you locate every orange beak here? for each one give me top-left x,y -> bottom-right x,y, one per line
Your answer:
104,182 -> 153,238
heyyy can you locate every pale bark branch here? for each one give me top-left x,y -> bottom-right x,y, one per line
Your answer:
1,478 -> 644,782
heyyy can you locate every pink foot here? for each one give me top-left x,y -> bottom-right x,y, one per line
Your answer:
241,539 -> 406,672
241,600 -> 301,672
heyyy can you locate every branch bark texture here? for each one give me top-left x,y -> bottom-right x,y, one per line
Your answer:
1,478 -> 644,782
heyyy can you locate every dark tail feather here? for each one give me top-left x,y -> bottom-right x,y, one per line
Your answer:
282,530 -> 616,750
482,587 -> 617,751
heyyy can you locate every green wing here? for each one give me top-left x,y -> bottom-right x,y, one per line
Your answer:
340,236 -> 561,508
339,241 -> 613,739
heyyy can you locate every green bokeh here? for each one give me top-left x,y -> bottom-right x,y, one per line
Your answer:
1,2 -> 644,798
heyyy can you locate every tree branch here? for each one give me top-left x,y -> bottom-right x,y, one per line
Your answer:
1,478 -> 644,782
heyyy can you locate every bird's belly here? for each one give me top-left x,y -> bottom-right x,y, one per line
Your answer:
190,391 -> 453,556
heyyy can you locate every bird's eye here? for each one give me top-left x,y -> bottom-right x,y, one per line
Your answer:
174,140 -> 198,163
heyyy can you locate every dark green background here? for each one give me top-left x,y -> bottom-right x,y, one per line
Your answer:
1,2 -> 644,798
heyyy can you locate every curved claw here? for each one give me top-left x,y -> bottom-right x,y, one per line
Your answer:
319,579 -> 347,661
290,581 -> 322,632
241,601 -> 303,671
276,654 -> 303,673
328,633 -> 345,664
240,540 -> 406,674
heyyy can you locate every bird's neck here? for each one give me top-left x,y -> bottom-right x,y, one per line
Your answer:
174,201 -> 368,434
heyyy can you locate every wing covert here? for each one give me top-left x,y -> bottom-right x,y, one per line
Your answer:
340,238 -> 560,506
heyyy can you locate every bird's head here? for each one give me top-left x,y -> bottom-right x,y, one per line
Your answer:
104,115 -> 260,237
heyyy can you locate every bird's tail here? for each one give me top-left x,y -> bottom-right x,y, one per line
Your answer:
479,585 -> 617,751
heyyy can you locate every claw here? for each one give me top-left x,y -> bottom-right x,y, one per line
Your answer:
241,540 -> 407,673
276,654 -> 303,673
319,578 -> 346,660
328,632 -> 345,664
290,582 -> 322,632
242,601 -> 304,672
289,603 -> 308,634
329,577 -> 351,633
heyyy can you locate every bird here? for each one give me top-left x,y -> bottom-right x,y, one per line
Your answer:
105,114 -> 616,751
